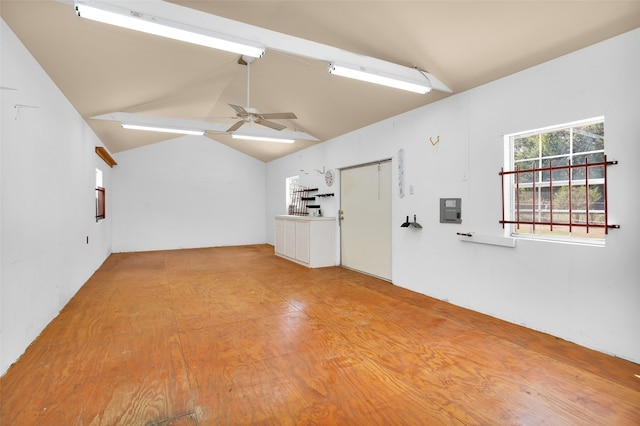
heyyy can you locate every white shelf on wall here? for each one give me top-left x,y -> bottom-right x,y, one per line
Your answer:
457,233 -> 516,248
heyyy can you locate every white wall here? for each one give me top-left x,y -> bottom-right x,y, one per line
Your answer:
267,29 -> 640,363
112,136 -> 266,252
1,19 -> 113,375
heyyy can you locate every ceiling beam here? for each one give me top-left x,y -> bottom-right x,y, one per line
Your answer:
55,0 -> 451,93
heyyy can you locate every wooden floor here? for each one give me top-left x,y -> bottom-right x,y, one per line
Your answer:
1,245 -> 639,425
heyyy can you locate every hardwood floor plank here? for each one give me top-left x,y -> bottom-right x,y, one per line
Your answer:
168,275 -> 299,332
357,275 -> 640,393
1,252 -> 192,426
2,244 -> 638,425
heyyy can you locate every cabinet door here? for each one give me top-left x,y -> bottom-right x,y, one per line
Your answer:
295,221 -> 310,263
275,219 -> 285,255
284,220 -> 297,259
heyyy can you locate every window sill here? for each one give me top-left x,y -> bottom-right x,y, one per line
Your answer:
513,234 -> 605,247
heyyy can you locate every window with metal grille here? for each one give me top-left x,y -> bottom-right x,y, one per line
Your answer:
96,168 -> 105,221
500,117 -> 618,243
96,187 -> 106,221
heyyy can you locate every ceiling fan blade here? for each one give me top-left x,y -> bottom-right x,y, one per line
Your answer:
226,120 -> 245,132
256,119 -> 287,131
260,112 -> 297,120
229,104 -> 248,116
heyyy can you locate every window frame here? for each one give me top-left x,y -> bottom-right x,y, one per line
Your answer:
501,117 -> 617,245
96,168 -> 105,222
285,175 -> 299,214
96,186 -> 106,221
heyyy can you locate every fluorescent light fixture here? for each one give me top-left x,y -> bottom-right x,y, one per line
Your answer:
328,62 -> 432,94
122,123 -> 204,136
231,134 -> 295,144
75,1 -> 265,58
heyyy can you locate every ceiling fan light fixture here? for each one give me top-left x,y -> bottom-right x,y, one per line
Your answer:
328,62 -> 432,94
75,1 -> 265,58
122,123 -> 205,136
231,134 -> 295,144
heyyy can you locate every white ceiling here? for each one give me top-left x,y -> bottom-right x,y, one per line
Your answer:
2,1 -> 639,162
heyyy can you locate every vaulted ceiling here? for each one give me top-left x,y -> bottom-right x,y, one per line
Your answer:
2,1 -> 638,162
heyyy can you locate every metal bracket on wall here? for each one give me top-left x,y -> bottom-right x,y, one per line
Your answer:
401,215 -> 422,229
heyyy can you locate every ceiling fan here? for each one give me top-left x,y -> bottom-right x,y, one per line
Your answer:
209,56 -> 297,133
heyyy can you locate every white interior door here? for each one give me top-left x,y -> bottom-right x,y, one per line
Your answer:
340,160 -> 392,280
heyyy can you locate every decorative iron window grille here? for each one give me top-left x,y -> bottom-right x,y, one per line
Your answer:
96,186 -> 106,221
499,157 -> 619,235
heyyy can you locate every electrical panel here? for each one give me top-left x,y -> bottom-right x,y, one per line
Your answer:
440,198 -> 462,224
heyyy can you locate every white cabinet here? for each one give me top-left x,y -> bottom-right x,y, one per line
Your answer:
275,219 -> 285,255
295,221 -> 310,263
274,215 -> 336,268
284,219 -> 297,259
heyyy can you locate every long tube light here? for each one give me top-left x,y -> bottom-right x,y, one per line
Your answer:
122,123 -> 204,136
231,134 -> 295,144
328,62 -> 432,94
75,1 -> 265,58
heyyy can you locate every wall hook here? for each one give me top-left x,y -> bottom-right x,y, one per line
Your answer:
14,104 -> 38,120
300,166 -> 326,175
401,215 -> 422,229
429,136 -> 440,146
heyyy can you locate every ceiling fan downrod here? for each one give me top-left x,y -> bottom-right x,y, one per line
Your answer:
240,55 -> 255,109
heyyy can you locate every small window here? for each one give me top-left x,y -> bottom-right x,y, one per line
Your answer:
285,175 -> 299,214
96,169 -> 105,221
501,117 -> 617,243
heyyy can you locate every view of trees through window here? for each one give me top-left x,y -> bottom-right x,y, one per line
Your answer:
507,118 -> 606,239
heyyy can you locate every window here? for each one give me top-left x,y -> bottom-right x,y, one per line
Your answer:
96,168 -> 105,221
285,175 -> 299,214
501,117 -> 617,243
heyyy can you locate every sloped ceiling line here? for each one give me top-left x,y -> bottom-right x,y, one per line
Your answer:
4,0 -> 637,162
